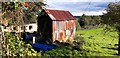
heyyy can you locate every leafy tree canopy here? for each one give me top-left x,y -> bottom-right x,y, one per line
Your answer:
2,2 -> 46,26
101,2 -> 120,31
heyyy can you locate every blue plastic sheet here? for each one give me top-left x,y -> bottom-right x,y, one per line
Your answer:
31,43 -> 56,51
24,33 -> 56,51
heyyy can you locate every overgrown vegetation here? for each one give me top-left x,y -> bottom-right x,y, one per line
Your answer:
2,32 -> 41,56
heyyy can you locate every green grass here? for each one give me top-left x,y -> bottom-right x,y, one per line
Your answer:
43,28 -> 119,56
76,28 -> 118,56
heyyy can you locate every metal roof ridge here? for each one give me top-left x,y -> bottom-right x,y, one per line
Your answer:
44,8 -> 69,12
43,8 -> 76,21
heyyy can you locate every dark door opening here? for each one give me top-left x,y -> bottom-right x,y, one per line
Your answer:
37,14 -> 52,43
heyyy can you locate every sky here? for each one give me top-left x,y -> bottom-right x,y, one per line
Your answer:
45,0 -> 120,16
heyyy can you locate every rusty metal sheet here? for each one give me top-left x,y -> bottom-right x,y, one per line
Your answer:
45,9 -> 76,21
52,20 -> 76,42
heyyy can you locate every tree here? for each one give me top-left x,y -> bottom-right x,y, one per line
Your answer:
91,16 -> 101,26
1,2 -> 46,56
2,2 -> 24,33
101,2 -> 120,55
23,2 -> 46,24
78,14 -> 86,28
2,2 -> 46,27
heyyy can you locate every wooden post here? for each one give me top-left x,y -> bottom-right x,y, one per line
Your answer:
33,37 -> 35,44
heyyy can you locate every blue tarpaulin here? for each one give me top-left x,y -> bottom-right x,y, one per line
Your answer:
31,43 -> 56,51
24,33 -> 56,51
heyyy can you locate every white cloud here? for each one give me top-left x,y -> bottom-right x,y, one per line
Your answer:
47,0 -> 117,3
72,10 -> 107,16
45,0 -> 119,16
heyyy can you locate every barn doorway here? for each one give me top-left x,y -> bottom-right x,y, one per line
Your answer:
37,13 -> 52,43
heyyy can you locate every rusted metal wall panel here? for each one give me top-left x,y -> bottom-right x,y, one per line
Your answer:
52,20 -> 76,42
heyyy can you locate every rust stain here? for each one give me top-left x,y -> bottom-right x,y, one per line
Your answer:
52,20 -> 76,42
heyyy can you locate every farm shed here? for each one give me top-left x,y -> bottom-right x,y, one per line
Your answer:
37,9 -> 76,43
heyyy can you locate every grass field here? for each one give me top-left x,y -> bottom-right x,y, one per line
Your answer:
76,28 -> 118,56
43,28 -> 119,56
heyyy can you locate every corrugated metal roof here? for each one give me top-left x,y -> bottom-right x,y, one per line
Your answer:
44,9 -> 76,21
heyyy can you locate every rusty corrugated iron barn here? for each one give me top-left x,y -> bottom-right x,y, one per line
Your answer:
37,9 -> 76,43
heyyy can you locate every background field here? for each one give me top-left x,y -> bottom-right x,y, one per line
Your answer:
76,28 -> 118,56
